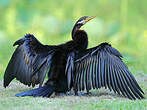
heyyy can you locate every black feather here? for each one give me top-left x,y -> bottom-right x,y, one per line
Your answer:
15,85 -> 55,97
98,53 -> 101,88
4,17 -> 144,100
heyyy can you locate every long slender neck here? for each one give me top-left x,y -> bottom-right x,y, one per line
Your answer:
71,25 -> 88,50
72,24 -> 81,40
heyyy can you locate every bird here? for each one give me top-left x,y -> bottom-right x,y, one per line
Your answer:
3,16 -> 144,100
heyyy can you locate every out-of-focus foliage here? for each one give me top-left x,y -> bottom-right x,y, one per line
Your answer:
0,0 -> 147,77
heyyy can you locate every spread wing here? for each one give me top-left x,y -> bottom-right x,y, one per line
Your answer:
73,42 -> 144,100
65,52 -> 75,89
4,34 -> 56,88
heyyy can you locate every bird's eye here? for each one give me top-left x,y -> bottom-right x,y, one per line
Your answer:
77,20 -> 86,25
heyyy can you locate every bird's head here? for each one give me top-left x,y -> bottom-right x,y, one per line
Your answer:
75,16 -> 96,28
72,16 -> 96,39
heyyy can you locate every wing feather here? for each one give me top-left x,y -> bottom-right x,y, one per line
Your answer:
100,51 -> 105,87
98,53 -> 101,88
74,42 -> 144,99
88,57 -> 92,90
110,58 -> 120,95
95,54 -> 99,89
106,53 -> 112,91
77,62 -> 83,91
85,58 -> 89,92
114,65 -> 126,97
91,56 -> 96,89
107,52 -> 116,93
4,34 -> 55,88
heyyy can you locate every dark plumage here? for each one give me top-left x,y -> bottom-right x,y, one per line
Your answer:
4,16 -> 144,99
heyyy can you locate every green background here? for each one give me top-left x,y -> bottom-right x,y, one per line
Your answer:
0,0 -> 147,77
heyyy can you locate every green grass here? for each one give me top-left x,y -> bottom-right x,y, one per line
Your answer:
0,74 -> 147,110
1,96 -> 146,110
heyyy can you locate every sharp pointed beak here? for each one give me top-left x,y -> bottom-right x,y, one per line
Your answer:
85,16 -> 96,22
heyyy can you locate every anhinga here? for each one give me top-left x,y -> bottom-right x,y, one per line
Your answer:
4,16 -> 144,100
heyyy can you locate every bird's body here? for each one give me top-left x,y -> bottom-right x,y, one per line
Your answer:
42,29 -> 88,93
4,16 -> 144,99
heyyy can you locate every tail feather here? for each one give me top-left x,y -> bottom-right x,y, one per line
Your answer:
15,85 -> 55,97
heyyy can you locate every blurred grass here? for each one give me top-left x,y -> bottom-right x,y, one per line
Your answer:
0,75 -> 147,110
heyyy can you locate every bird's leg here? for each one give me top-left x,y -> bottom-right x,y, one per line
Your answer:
55,92 -> 67,96
74,89 -> 78,96
77,89 -> 91,96
73,84 -> 78,96
77,91 -> 91,96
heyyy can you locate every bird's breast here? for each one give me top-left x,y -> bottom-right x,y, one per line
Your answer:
48,49 -> 68,80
